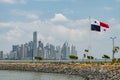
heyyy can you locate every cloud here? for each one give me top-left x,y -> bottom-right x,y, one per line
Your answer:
11,10 -> 39,20
0,22 -> 13,28
103,7 -> 113,10
108,18 -> 120,30
0,0 -> 15,4
0,0 -> 26,4
51,13 -> 69,22
0,15 -> 88,46
0,13 -> 90,54
1,13 -> 119,59
5,27 -> 24,41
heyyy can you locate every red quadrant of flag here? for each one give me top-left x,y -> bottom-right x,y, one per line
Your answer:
100,22 -> 109,28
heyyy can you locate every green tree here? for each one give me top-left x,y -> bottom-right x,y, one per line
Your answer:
87,56 -> 94,60
102,54 -> 110,62
35,56 -> 42,61
113,46 -> 119,54
83,54 -> 86,59
84,49 -> 89,52
112,46 -> 120,63
113,46 -> 119,60
82,54 -> 86,62
69,55 -> 78,60
83,49 -> 89,60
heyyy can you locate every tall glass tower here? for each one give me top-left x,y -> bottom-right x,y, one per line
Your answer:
33,31 -> 37,58
61,41 -> 70,60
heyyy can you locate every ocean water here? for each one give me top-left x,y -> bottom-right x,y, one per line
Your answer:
0,70 -> 85,80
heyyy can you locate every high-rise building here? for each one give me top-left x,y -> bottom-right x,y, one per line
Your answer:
44,43 -> 56,60
38,41 -> 44,58
71,45 -> 77,56
9,31 -> 78,60
28,41 -> 33,58
24,43 -> 28,58
12,45 -> 19,52
61,41 -> 70,59
20,42 -> 33,60
0,51 -> 3,59
12,45 -> 19,59
44,43 -> 50,59
20,44 -> 24,59
33,31 -> 37,58
17,46 -> 21,60
49,44 -> 55,59
56,46 -> 61,60
9,51 -> 16,60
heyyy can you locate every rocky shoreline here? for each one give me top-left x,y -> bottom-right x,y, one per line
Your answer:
0,62 -> 120,80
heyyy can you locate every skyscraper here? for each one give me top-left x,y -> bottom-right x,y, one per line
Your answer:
0,51 -> 3,60
56,46 -> 61,60
61,41 -> 70,60
71,45 -> 77,56
49,44 -> 55,59
28,41 -> 33,58
20,44 -> 24,59
24,43 -> 28,58
38,41 -> 44,58
12,45 -> 19,59
33,31 -> 37,58
44,43 -> 50,59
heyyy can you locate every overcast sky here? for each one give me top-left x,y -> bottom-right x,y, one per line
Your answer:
0,0 -> 120,59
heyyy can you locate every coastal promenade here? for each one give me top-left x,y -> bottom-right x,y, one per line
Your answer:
0,62 -> 120,80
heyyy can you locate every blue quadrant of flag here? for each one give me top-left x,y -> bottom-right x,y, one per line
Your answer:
91,24 -> 101,32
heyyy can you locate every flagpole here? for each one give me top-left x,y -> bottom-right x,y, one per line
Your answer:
89,16 -> 92,63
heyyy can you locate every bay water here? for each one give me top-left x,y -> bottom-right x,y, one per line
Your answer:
0,70 -> 85,80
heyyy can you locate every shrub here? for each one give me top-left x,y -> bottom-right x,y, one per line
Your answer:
69,55 -> 78,60
35,56 -> 42,60
87,56 -> 94,60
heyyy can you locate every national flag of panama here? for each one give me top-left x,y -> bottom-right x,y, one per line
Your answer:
91,19 -> 109,32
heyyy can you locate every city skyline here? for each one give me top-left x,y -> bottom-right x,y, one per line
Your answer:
0,0 -> 120,59
8,31 -> 77,60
